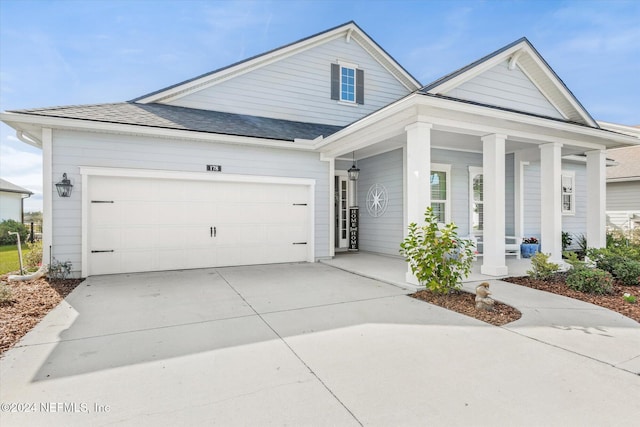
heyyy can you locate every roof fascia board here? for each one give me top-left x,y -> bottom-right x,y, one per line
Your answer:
607,177 -> 640,183
0,112 -> 317,152
136,22 -> 420,104
426,43 -> 524,95
598,121 -> 640,138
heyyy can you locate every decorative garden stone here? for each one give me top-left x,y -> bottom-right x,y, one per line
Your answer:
475,282 -> 495,311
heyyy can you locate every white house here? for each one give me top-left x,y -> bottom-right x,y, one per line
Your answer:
0,178 -> 33,223
1,22 -> 638,280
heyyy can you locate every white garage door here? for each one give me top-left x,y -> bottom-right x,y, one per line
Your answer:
88,176 -> 311,275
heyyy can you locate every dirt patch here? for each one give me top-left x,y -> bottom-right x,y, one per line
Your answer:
410,289 -> 522,326
504,274 -> 640,324
0,275 -> 83,355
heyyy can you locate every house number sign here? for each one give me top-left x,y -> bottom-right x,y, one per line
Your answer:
206,165 -> 222,172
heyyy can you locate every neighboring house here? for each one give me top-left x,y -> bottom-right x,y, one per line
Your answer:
0,178 -> 33,222
601,127 -> 640,232
1,21 -> 638,280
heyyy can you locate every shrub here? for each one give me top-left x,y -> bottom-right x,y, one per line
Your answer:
24,241 -> 43,271
566,267 -> 614,295
0,220 -> 29,245
526,252 -> 559,281
48,259 -> 72,280
0,282 -> 13,304
562,231 -> 573,252
400,207 -> 475,294
586,248 -> 626,275
612,259 -> 640,286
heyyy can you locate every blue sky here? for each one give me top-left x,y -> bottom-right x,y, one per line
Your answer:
1,0 -> 639,212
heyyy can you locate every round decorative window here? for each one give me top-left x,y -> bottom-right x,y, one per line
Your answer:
366,184 -> 388,217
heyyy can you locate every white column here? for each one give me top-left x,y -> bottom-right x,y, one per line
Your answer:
404,121 -> 432,284
481,134 -> 508,276
42,128 -> 53,267
586,149 -> 606,248
539,142 -> 563,262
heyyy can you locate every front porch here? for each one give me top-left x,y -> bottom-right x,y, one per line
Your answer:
320,251 -> 533,291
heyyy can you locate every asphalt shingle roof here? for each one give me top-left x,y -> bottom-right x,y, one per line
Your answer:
9,102 -> 344,142
0,178 -> 33,195
607,146 -> 640,181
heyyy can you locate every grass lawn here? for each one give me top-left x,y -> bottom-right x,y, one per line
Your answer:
0,245 -> 30,275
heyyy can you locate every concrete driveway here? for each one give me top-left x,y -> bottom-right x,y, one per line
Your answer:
1,263 -> 639,426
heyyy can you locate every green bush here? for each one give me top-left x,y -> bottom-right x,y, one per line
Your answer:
24,241 -> 43,271
566,267 -> 614,295
0,220 -> 29,245
400,207 -> 475,294
562,231 -> 572,252
586,248 -> 625,274
526,252 -> 559,281
612,259 -> 640,286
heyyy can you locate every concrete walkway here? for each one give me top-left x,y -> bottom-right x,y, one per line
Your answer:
1,262 -> 639,426
323,252 -> 640,373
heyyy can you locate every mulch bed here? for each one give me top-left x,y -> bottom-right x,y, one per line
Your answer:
411,289 -> 522,326
504,273 -> 640,324
0,275 -> 83,355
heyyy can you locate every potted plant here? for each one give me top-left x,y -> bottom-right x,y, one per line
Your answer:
521,237 -> 539,258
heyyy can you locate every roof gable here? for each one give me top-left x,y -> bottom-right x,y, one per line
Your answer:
133,21 -> 421,105
422,38 -> 597,127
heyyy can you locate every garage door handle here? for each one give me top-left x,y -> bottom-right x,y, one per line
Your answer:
211,227 -> 216,237
91,250 -> 114,253
292,242 -> 307,245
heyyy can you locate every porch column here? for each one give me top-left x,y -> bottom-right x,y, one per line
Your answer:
42,128 -> 53,268
539,142 -> 563,262
404,120 -> 432,284
481,134 -> 508,276
586,149 -> 607,248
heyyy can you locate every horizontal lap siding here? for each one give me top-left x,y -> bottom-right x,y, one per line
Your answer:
445,61 -> 563,119
168,37 -> 410,127
357,149 -> 403,256
51,130 -> 330,275
607,182 -> 640,211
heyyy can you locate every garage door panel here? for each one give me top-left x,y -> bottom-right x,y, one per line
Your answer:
89,176 -> 311,275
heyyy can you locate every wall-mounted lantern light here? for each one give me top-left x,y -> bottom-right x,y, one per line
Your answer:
55,173 -> 73,198
348,152 -> 360,181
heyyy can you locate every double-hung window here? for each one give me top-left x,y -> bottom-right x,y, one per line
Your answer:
430,163 -> 451,224
561,171 -> 575,215
469,166 -> 483,235
331,62 -> 364,104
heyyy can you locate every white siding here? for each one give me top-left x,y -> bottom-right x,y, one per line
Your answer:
607,181 -> 640,211
357,149 -> 404,256
51,130 -> 330,276
445,60 -> 564,119
0,192 -> 23,222
166,37 -> 411,126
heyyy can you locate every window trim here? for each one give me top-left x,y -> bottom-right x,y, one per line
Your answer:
469,166 -> 483,235
331,61 -> 364,105
561,170 -> 576,215
430,163 -> 451,224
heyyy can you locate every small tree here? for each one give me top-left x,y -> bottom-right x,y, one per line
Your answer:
400,207 -> 475,294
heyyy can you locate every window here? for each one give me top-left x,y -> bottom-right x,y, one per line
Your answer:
469,166 -> 483,235
561,171 -> 575,215
331,63 -> 364,104
430,163 -> 451,223
341,66 -> 355,102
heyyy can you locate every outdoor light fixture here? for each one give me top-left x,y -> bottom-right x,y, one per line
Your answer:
55,173 -> 73,197
348,152 -> 360,181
